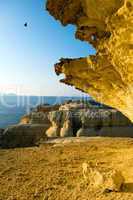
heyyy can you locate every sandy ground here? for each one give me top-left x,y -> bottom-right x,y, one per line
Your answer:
1,137 -> 133,200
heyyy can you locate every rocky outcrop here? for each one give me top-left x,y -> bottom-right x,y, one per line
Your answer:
46,0 -> 133,122
77,109 -> 133,137
81,109 -> 132,127
45,108 -> 133,138
1,102 -> 133,148
1,124 -> 48,148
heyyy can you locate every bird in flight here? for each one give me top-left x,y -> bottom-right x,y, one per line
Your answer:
24,23 -> 28,27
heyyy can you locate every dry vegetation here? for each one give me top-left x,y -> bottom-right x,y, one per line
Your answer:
1,137 -> 133,200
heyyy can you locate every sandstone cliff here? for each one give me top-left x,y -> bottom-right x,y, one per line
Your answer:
46,0 -> 133,121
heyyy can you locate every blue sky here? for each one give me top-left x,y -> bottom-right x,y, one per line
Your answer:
0,0 -> 95,96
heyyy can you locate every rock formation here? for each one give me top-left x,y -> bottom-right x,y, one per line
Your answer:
46,0 -> 133,121
46,111 -> 62,137
46,110 -> 74,137
82,162 -> 125,192
29,112 -> 51,125
1,101 -> 133,148
60,111 -> 73,137
76,109 -> 133,137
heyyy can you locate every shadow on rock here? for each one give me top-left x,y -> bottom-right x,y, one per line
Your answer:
123,183 -> 133,193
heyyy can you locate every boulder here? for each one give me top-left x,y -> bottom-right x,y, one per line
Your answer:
1,124 -> 48,148
82,162 -> 125,192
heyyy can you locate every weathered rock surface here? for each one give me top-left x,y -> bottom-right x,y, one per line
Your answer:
77,109 -> 131,131
77,126 -> 133,137
4,102 -> 132,149
20,111 -> 51,126
1,124 -> 48,148
46,0 -> 133,121
29,112 -> 51,125
46,111 -> 62,137
59,102 -> 84,111
60,111 -> 73,137
46,108 -> 133,138
46,111 -> 74,137
36,104 -> 60,113
77,109 -> 133,137
82,162 -> 125,192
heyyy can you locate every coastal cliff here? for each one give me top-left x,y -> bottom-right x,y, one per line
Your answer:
46,0 -> 133,121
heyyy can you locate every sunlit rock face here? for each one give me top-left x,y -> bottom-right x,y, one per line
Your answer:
46,0 -> 133,121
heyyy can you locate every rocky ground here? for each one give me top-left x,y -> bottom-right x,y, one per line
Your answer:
1,137 -> 133,200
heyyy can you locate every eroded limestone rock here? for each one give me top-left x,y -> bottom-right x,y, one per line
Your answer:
82,162 -> 125,192
46,111 -> 74,137
46,0 -> 133,121
46,111 -> 62,137
76,109 -> 132,136
60,111 -> 73,137
29,112 -> 51,125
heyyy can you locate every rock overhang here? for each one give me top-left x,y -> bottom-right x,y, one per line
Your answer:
46,0 -> 133,121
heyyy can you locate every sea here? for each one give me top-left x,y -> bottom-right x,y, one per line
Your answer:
0,95 -> 85,128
